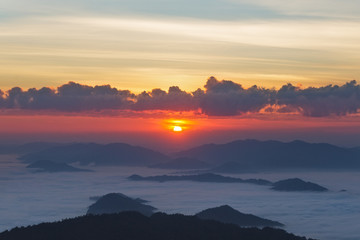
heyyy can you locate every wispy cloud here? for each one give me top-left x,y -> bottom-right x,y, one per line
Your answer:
12,16 -> 360,49
1,15 -> 359,91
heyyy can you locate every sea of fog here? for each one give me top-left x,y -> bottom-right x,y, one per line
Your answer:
1,154 -> 360,240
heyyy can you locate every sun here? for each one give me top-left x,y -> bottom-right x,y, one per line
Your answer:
164,119 -> 193,133
173,126 -> 183,132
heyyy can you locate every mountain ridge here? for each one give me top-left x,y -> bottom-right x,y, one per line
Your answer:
16,139 -> 360,170
195,205 -> 284,227
0,212 -> 317,240
176,139 -> 360,170
19,142 -> 170,166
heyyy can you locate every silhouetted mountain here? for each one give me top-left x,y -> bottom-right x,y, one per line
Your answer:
128,173 -> 272,185
149,157 -> 210,170
196,205 -> 284,227
176,139 -> 360,170
19,143 -> 169,166
129,174 -> 330,192
271,178 -> 328,192
89,194 -> 149,204
0,142 -> 63,155
26,160 -> 92,173
87,193 -> 156,216
15,139 -> 360,169
0,212 -> 317,240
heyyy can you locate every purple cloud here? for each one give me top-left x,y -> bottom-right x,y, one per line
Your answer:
277,80 -> 360,116
0,78 -> 359,117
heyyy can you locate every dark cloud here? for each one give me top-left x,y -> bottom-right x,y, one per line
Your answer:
197,76 -> 275,116
277,80 -> 360,116
133,86 -> 196,111
0,89 -> 4,107
0,78 -> 359,117
2,82 -> 134,112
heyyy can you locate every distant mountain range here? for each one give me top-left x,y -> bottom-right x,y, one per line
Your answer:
0,142 -> 64,155
14,139 -> 360,170
19,143 -> 169,166
176,139 -> 360,170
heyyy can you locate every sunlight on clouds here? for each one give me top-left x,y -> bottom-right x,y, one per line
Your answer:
0,15 -> 359,90
53,16 -> 360,49
3,16 -> 360,50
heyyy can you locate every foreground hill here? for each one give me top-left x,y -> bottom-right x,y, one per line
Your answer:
0,212 -> 316,240
86,193 -> 283,227
196,205 -> 283,227
176,139 -> 360,170
19,143 -> 170,166
87,193 -> 156,216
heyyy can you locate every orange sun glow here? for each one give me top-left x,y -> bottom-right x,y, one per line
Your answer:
173,126 -> 183,132
163,119 -> 195,133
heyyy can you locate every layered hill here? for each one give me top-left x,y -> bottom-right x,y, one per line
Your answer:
272,178 -> 328,192
87,193 -> 156,217
128,173 -> 272,185
176,139 -> 360,170
129,174 -> 328,192
196,205 -> 283,227
19,143 -> 169,166
17,139 -> 360,170
0,142 -> 63,155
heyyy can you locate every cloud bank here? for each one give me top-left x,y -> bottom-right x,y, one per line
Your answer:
0,77 -> 359,117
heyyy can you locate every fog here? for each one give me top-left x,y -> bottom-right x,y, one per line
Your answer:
1,155 -> 360,240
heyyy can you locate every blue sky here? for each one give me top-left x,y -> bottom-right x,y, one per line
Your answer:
2,0 -> 359,19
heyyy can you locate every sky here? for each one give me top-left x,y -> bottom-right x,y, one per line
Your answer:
1,0 -> 360,151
